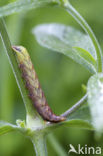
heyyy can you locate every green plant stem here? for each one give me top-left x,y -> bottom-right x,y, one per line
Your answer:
0,18 -> 40,119
62,1 -> 102,72
0,18 -> 46,156
61,94 -> 87,117
32,135 -> 47,156
48,134 -> 67,156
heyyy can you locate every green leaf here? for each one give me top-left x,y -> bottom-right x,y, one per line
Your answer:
87,74 -> 103,132
47,105 -> 94,131
34,24 -> 97,73
0,0 -> 55,17
0,121 -> 18,136
73,47 -> 96,67
61,105 -> 93,130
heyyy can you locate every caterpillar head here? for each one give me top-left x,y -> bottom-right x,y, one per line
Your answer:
12,46 -> 30,63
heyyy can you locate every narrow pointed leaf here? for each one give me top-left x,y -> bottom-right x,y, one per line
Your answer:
34,24 -> 97,73
87,74 -> 103,132
0,121 -> 19,136
73,47 -> 96,67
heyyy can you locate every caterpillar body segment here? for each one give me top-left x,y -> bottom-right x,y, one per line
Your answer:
12,46 -> 65,123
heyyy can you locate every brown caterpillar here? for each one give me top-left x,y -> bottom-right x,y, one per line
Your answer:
12,46 -> 65,122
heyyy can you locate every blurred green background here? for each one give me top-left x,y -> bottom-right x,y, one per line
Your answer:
0,0 -> 103,155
